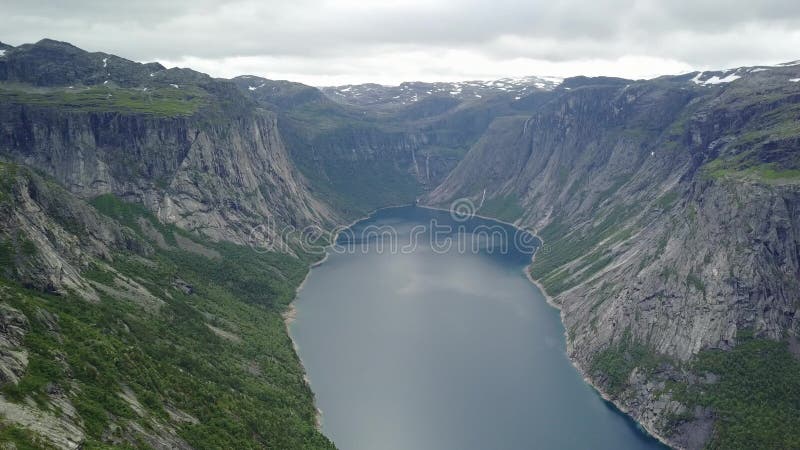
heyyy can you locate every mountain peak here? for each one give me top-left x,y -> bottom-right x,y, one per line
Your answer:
320,75 -> 563,108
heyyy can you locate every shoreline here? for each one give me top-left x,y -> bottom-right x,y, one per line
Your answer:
284,203 -> 675,448
420,204 -> 674,448
283,204 -> 410,433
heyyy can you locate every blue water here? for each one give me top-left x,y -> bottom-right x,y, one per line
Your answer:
290,206 -> 664,450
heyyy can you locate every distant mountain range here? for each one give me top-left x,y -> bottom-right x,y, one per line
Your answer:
320,75 -> 563,107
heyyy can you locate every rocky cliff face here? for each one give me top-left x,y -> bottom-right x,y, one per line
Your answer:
427,65 -> 800,448
4,37 -> 800,449
234,74 -> 550,216
0,164 -> 332,449
0,39 -> 334,246
0,163 -> 149,298
0,40 -> 336,448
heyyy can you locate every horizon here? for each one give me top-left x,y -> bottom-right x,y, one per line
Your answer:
3,36 -> 799,89
2,0 -> 800,86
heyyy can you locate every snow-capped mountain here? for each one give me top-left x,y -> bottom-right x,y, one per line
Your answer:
321,75 -> 562,107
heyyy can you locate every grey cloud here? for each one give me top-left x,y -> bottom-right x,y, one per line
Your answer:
1,0 -> 800,83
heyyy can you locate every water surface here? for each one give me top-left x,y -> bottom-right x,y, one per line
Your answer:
290,206 -> 663,450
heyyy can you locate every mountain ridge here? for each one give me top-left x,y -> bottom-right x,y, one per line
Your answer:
425,59 -> 800,449
2,37 -> 800,449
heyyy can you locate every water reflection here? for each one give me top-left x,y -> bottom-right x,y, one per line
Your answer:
290,206 -> 664,450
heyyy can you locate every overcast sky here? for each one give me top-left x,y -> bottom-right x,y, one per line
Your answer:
2,0 -> 800,86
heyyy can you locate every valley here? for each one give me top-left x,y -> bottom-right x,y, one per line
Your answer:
0,38 -> 799,449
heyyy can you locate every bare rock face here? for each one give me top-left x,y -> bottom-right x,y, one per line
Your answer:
0,302 -> 29,386
0,40 -> 335,248
0,295 -> 85,450
426,67 -> 800,447
233,74 -> 551,215
0,105 -> 334,246
0,165 -> 148,298
153,111 -> 334,244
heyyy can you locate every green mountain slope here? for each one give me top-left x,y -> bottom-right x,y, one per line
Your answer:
0,163 -> 333,449
426,67 -> 800,448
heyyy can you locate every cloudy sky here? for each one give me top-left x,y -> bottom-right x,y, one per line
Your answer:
2,0 -> 800,86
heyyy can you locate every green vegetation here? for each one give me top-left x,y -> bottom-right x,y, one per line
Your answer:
590,333 -> 670,396
420,145 -> 471,160
298,158 -> 421,217
655,191 -> 679,210
673,333 -> 800,449
0,425 -> 56,450
531,203 -> 639,296
479,194 -> 524,223
0,194 -> 332,448
686,272 -> 706,295
704,156 -> 800,183
0,163 -> 17,198
701,100 -> 800,184
0,85 -> 204,116
89,193 -> 178,245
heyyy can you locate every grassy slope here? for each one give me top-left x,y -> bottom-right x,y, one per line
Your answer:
0,84 -> 205,117
280,115 -> 422,218
0,192 -> 333,449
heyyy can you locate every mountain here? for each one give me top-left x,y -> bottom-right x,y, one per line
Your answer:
232,74 -> 555,217
426,63 -> 800,448
0,162 -> 333,448
320,75 -> 562,109
0,39 -> 335,449
0,39 -> 334,248
2,36 -> 800,449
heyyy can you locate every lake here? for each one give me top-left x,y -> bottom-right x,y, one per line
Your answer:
289,206 -> 664,450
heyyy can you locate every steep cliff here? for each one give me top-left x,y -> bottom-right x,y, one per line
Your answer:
0,39 -> 334,246
234,75 -> 552,216
4,36 -> 800,449
427,65 -> 800,448
0,163 -> 333,449
0,39 -> 338,450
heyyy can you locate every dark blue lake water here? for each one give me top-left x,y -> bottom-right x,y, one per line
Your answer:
290,206 -> 664,450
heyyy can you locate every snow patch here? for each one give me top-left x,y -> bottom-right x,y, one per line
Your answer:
149,73 -> 155,77
692,71 -> 740,86
170,84 -> 179,89
541,76 -> 564,85
248,82 -> 266,91
102,57 -> 108,68
750,68 -> 770,73
703,73 -> 741,85
0,49 -> 6,57
790,78 -> 800,83
690,72 -> 705,84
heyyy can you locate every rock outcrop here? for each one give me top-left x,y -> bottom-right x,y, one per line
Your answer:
0,39 -> 334,246
426,65 -> 800,448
